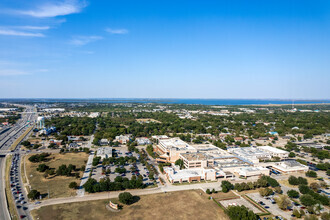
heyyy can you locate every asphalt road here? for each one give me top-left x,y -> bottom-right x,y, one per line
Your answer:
0,105 -> 37,220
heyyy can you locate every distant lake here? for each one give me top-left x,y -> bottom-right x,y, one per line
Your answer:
1,98 -> 330,105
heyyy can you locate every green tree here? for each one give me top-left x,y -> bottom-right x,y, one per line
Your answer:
221,180 -> 234,193
175,159 -> 184,169
27,189 -> 40,200
69,182 -> 78,189
259,188 -> 273,197
293,209 -> 301,218
287,189 -> 300,198
118,192 -> 134,205
288,176 -> 299,185
299,184 -> 311,194
289,152 -> 296,158
225,205 -> 257,220
306,171 -> 317,178
300,194 -> 317,207
275,195 -> 291,210
36,164 -> 49,172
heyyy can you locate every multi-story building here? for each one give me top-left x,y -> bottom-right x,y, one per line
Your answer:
156,138 -> 196,163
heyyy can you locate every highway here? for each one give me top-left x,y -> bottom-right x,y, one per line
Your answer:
0,105 -> 37,220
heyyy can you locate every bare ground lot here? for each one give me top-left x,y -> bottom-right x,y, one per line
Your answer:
25,152 -> 89,199
31,190 -> 229,220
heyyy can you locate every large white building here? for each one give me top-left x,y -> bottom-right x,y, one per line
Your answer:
227,147 -> 272,164
257,146 -> 289,158
271,161 -> 309,174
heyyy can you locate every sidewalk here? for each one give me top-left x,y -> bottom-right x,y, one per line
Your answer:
76,152 -> 94,197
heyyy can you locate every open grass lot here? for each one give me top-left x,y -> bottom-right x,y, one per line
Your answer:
31,190 -> 229,220
25,152 -> 88,199
211,190 -> 239,200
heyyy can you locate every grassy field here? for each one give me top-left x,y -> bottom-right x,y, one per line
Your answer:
31,190 -> 229,220
279,176 -> 318,188
5,155 -> 19,220
24,152 -> 88,199
211,190 -> 239,201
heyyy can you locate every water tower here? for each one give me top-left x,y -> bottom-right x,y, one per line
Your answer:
37,116 -> 45,129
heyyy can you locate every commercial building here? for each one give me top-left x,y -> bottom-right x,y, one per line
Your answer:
99,139 -> 109,146
271,161 -> 309,174
235,167 -> 269,178
151,135 -> 169,141
136,137 -> 152,145
164,165 -> 216,183
180,152 -> 212,169
114,135 -> 131,144
156,138 -> 196,163
97,147 -> 113,159
257,146 -> 289,158
296,142 -> 326,150
43,108 -> 65,113
227,147 -> 272,164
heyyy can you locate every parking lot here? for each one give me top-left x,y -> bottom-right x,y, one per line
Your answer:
91,146 -> 154,186
220,197 -> 261,213
10,153 -> 30,219
247,192 -> 292,219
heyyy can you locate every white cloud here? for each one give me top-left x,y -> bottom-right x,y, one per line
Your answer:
0,69 -> 30,76
0,28 -> 44,37
17,26 -> 50,30
69,35 -> 103,46
16,0 -> 87,18
105,28 -> 128,34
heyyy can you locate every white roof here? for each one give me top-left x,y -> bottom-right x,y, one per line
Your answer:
258,146 -> 288,154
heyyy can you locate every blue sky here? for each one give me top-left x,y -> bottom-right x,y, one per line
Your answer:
0,0 -> 329,99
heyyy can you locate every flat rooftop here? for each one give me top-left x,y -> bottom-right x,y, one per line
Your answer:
159,138 -> 195,151
257,146 -> 289,154
228,147 -> 271,157
180,152 -> 211,161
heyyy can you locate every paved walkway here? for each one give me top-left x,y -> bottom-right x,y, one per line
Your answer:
76,152 -> 94,197
30,180 -> 223,210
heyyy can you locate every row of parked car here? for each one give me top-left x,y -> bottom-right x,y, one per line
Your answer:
10,153 -> 27,219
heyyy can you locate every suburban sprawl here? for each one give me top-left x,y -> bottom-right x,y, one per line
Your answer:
0,101 -> 330,220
